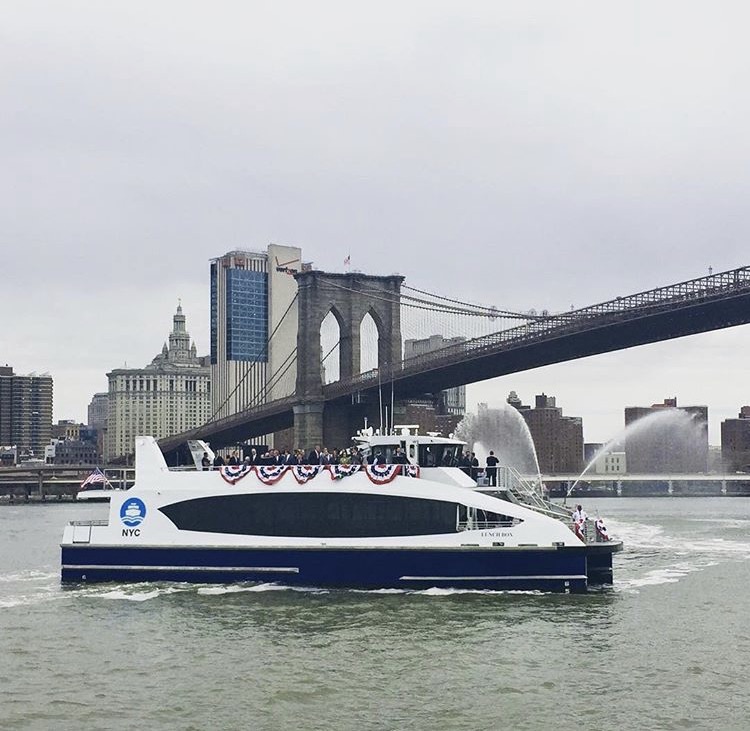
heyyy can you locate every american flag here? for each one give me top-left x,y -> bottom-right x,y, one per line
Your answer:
80,468 -> 107,488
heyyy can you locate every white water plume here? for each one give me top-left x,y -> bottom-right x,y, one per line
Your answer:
568,408 -> 708,497
457,403 -> 541,479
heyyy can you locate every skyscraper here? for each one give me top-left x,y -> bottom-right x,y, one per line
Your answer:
0,365 -> 53,458
106,305 -> 210,460
210,245 -> 301,422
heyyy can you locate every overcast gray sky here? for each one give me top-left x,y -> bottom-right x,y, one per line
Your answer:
2,1 -> 749,444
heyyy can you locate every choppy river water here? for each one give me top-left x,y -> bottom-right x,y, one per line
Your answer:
2,498 -> 749,730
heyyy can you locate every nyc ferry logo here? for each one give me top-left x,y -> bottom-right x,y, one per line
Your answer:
120,498 -> 146,536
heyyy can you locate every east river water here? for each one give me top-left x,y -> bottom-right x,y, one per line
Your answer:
2,498 -> 750,731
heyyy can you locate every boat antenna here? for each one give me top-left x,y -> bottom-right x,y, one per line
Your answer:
378,367 -> 383,434
390,368 -> 395,437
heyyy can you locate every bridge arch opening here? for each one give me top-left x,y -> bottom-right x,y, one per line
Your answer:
359,310 -> 380,374
319,308 -> 342,384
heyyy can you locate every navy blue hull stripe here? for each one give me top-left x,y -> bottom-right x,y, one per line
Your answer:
61,545 -> 591,590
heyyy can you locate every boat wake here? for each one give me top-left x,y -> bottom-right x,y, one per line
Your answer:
609,518 -> 750,592
610,518 -> 750,556
0,569 -> 58,584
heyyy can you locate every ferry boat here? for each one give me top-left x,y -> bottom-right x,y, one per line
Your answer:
61,429 -> 621,592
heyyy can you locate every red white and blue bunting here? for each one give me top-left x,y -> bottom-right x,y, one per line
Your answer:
254,465 -> 287,485
216,463 -> 420,486
364,464 -> 401,485
328,464 -> 361,480
219,464 -> 253,485
291,465 -> 323,484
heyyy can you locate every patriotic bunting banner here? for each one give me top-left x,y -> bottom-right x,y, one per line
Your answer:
215,462 -> 420,487
255,465 -> 287,485
292,465 -> 322,484
328,464 -> 361,480
219,464 -> 253,485
364,464 -> 400,485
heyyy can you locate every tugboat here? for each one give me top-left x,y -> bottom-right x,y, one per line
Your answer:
61,428 -> 621,592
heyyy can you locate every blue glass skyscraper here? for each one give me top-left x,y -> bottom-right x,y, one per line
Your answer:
210,246 -> 301,423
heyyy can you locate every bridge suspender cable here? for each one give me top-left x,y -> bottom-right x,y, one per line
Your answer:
198,292 -> 300,431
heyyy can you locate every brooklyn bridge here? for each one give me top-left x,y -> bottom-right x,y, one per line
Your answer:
159,265 -> 750,458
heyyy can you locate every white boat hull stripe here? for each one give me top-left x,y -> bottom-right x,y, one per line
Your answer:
399,574 -> 587,581
63,564 -> 300,573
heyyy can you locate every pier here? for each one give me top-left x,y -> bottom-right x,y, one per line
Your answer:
0,465 -> 134,503
543,473 -> 750,498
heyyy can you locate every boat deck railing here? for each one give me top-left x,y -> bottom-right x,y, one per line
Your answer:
68,520 -> 109,527
457,519 -> 515,532
493,466 -> 572,521
578,518 -> 614,544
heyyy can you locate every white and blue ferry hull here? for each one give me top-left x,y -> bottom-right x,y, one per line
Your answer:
61,543 -> 590,592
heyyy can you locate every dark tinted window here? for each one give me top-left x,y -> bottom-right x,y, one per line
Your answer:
160,492 -> 459,537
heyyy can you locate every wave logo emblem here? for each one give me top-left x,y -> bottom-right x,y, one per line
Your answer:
120,498 -> 147,527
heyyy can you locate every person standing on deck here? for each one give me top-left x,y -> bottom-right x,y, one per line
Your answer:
470,452 -> 480,480
307,445 -> 322,465
485,451 -> 499,486
572,504 -> 588,541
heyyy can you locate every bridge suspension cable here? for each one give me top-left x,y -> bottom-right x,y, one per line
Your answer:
323,279 -> 545,320
200,292 -> 299,429
401,284 -> 547,320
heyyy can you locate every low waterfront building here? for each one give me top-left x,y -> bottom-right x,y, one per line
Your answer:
105,305 -> 211,461
594,451 -> 626,475
45,438 -> 98,465
510,392 -> 583,474
721,406 -> 750,473
51,420 -> 81,441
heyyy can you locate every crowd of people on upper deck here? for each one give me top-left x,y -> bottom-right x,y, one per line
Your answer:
200,445 -> 503,485
200,444 -> 412,471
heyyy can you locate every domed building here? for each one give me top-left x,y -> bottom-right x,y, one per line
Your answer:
105,305 -> 211,461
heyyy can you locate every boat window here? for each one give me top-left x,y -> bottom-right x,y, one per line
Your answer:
422,446 -> 437,466
457,508 -> 521,531
418,444 -> 461,467
160,493 -> 461,538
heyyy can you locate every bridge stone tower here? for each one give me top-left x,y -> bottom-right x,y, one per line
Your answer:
293,270 -> 404,449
